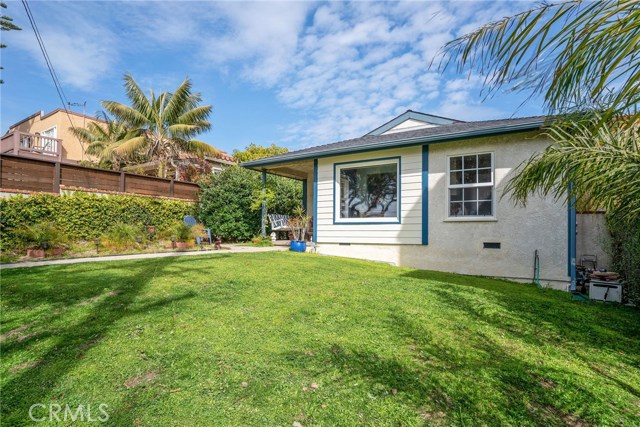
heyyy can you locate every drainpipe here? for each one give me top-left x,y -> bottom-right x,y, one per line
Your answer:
261,170 -> 267,238
568,184 -> 577,292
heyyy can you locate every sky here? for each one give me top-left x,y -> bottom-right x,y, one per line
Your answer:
1,1 -> 545,154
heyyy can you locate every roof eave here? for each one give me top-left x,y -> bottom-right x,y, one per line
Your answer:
240,121 -> 545,169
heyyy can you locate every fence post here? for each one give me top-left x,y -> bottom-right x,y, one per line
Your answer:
53,162 -> 61,193
170,179 -> 175,197
120,172 -> 126,192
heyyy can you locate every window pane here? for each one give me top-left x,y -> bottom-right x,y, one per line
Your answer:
478,186 -> 492,200
463,170 -> 477,184
464,202 -> 477,216
478,153 -> 492,168
478,168 -> 492,183
463,155 -> 476,169
340,163 -> 398,219
450,171 -> 462,185
463,187 -> 477,201
450,156 -> 462,170
478,201 -> 492,216
449,188 -> 462,202
450,202 -> 463,217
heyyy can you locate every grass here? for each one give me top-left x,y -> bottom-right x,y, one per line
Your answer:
1,252 -> 639,426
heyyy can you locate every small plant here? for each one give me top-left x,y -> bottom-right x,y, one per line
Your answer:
251,235 -> 273,247
173,222 -> 193,243
15,221 -> 67,250
288,206 -> 309,242
104,222 -> 142,250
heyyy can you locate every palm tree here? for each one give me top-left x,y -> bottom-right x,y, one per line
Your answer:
439,0 -> 640,222
69,112 -> 138,170
102,74 -> 219,178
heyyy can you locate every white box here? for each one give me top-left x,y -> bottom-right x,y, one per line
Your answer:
589,280 -> 623,303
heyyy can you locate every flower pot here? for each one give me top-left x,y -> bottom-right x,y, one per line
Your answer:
51,247 -> 65,256
175,241 -> 189,249
27,249 -> 46,258
290,240 -> 307,253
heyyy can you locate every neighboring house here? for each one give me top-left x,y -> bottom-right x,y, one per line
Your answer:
123,152 -> 236,180
242,110 -> 602,289
1,109 -> 105,163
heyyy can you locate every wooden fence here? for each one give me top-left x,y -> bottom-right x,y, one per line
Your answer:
0,153 -> 200,200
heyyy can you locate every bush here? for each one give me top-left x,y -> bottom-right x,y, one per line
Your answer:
607,214 -> 640,305
198,166 -> 302,241
103,222 -> 141,250
0,192 -> 195,252
14,221 -> 67,250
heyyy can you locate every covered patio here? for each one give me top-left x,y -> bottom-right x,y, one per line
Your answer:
242,159 -> 316,239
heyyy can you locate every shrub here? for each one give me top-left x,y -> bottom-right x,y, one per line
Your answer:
103,222 -> 141,250
0,192 -> 195,252
607,214 -> 640,305
14,221 -> 67,250
198,166 -> 301,241
251,235 -> 273,247
171,222 -> 194,243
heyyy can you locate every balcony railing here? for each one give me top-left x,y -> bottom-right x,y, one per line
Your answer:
0,131 -> 62,161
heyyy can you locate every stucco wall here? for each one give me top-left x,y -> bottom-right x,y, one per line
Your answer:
576,213 -> 611,269
11,111 -> 102,162
314,132 -> 570,283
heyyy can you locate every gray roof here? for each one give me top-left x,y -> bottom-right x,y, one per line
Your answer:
241,115 -> 549,168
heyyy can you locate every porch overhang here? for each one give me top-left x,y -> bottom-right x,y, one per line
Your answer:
242,159 -> 314,181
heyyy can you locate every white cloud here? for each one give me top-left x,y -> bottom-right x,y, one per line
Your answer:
193,1 -> 526,147
9,2 -> 117,91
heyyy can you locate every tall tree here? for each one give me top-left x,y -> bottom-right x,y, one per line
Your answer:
68,112 -> 139,170
440,0 -> 640,222
102,74 -> 219,178
1,1 -> 22,84
233,143 -> 288,163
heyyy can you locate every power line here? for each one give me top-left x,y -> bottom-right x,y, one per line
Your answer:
21,0 -> 84,157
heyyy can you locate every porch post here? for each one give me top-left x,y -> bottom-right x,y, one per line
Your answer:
302,179 -> 307,212
261,169 -> 267,238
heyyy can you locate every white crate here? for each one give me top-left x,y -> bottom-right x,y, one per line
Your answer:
589,280 -> 623,303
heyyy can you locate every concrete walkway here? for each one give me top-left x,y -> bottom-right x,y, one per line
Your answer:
0,245 -> 288,270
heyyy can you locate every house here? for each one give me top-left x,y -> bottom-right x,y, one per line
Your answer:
241,110 -> 605,289
1,109 -> 106,162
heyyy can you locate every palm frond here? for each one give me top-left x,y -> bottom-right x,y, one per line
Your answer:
111,135 -> 149,157
123,73 -> 152,119
102,101 -> 148,128
178,139 -> 219,158
439,0 -> 640,120
163,78 -> 193,123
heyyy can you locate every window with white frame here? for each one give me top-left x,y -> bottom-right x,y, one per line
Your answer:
448,153 -> 494,217
335,158 -> 399,223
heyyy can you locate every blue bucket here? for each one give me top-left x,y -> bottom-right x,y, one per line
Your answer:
290,240 -> 307,252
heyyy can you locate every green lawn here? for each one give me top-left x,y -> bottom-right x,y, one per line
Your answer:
1,253 -> 639,426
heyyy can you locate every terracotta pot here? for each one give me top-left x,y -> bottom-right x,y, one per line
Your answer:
51,247 -> 65,256
27,249 -> 46,258
175,241 -> 189,249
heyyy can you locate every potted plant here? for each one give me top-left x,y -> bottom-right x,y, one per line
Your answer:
16,221 -> 67,258
288,207 -> 309,253
173,222 -> 193,249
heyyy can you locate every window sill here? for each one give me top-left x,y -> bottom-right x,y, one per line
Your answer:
443,217 -> 498,222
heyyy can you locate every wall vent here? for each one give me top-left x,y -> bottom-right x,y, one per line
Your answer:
483,242 -> 501,249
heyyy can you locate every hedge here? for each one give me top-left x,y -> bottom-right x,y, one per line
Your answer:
0,192 -> 196,251
198,166 -> 302,241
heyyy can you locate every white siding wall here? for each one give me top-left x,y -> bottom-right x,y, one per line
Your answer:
316,146 -> 423,244
314,133 -> 571,285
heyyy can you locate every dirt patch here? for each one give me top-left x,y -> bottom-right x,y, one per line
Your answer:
124,371 -> 158,389
78,290 -> 121,306
0,322 -> 35,343
9,360 -> 43,374
526,402 -> 590,427
539,378 -> 557,389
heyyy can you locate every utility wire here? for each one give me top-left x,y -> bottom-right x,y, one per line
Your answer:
21,0 -> 84,156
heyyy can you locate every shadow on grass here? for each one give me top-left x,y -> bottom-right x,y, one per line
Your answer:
0,257 -> 197,425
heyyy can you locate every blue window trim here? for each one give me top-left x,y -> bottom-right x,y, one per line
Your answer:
422,145 -> 429,245
312,160 -> 318,243
332,156 -> 402,225
302,179 -> 307,212
568,185 -> 577,290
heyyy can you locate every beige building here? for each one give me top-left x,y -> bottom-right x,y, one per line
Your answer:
1,109 -> 105,162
